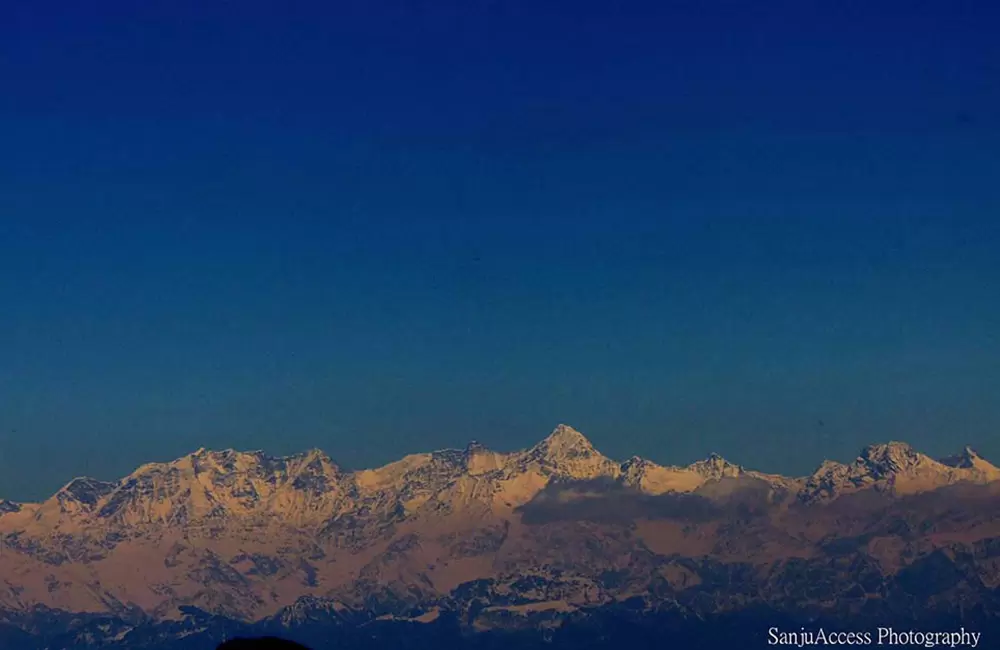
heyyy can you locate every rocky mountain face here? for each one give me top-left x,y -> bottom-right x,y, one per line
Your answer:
1,424 -> 999,648
799,441 -> 1000,503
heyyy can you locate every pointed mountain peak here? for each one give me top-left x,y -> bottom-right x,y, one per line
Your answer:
939,446 -> 980,468
462,440 -> 506,475
620,455 -> 647,470
59,476 -> 115,495
688,452 -> 743,479
618,455 -> 664,487
282,448 -> 341,482
814,459 -> 845,473
938,446 -> 999,475
523,424 -> 618,479
862,440 -> 915,455
958,445 -> 992,465
289,447 -> 333,462
184,446 -> 292,465
800,440 -> 997,503
53,476 -> 117,510
464,440 -> 489,455
538,424 -> 594,452
859,441 -> 925,475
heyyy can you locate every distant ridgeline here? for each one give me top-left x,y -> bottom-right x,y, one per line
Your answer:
1,426 -> 999,648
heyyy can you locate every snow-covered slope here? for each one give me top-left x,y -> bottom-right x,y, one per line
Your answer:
0,424 -> 997,622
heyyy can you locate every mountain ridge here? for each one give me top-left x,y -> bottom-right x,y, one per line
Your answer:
1,423 -> 999,641
5,424 -> 994,510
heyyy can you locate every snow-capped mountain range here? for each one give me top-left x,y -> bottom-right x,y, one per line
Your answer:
1,424 -> 999,647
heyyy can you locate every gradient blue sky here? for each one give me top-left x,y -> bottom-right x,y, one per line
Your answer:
2,0 -> 999,500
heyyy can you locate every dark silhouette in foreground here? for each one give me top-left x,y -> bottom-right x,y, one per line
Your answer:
218,638 -> 311,650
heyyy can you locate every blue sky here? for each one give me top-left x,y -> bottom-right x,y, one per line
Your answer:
1,0 -> 999,499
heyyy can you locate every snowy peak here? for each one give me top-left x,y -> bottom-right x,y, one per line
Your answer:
284,447 -> 341,475
534,424 -> 596,456
949,446 -> 981,468
939,446 -> 997,473
27,476 -> 120,519
859,441 -> 926,477
945,446 -> 1000,482
687,452 -> 743,480
5,427 -> 1000,636
55,477 -> 117,510
26,446 -> 348,528
10,427 -> 1000,530
163,446 -> 341,481
617,456 -> 694,494
288,447 -> 336,463
618,453 -> 749,495
462,441 -> 506,475
800,441 -> 1000,503
284,449 -> 342,496
522,425 -> 620,480
619,455 -> 653,478
464,440 -> 489,455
